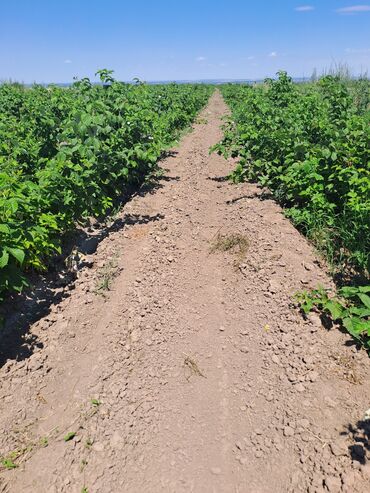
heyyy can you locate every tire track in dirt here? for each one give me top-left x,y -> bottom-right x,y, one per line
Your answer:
0,91 -> 369,493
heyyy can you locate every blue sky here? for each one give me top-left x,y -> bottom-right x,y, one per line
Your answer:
0,1 -> 369,82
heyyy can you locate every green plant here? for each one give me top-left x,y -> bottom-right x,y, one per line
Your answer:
1,458 -> 17,469
0,74 -> 213,302
296,285 -> 370,349
64,432 -> 76,442
215,72 -> 370,278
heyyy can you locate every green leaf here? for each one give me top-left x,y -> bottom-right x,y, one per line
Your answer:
359,286 -> 370,294
0,224 -> 10,234
7,248 -> 25,265
324,300 -> 343,320
349,307 -> 370,318
357,293 -> 370,309
64,432 -> 76,442
0,250 -> 9,268
342,317 -> 367,338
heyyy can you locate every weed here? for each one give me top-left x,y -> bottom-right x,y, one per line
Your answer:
183,354 -> 206,381
1,458 -> 17,469
39,437 -> 48,448
64,432 -> 76,442
94,257 -> 118,295
210,232 -> 249,266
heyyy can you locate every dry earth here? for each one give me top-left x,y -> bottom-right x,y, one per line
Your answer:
0,91 -> 369,493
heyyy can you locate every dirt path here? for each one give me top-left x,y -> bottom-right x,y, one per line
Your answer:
1,91 -> 369,493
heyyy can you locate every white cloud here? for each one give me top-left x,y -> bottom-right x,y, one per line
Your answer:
295,5 -> 315,12
196,56 -> 206,62
64,59 -> 72,64
336,5 -> 370,13
268,52 -> 278,57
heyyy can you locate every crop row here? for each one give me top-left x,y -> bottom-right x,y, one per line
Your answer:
215,72 -> 369,347
0,73 -> 213,299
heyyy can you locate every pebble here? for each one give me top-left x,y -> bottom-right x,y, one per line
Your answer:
341,471 -> 355,487
324,476 -> 342,493
295,383 -> 305,393
268,279 -> 281,294
308,371 -> 319,383
271,355 -> 280,364
210,467 -> 221,475
93,442 -> 105,452
308,312 -> 322,327
329,440 -> 348,457
297,419 -> 310,428
284,426 -> 295,437
324,396 -> 336,408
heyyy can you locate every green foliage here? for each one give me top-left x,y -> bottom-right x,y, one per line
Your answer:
1,458 -> 17,469
296,285 -> 370,350
216,72 -> 370,278
63,432 -> 76,442
0,74 -> 213,301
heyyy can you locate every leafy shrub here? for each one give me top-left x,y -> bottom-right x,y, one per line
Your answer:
0,73 -> 213,300
215,72 -> 370,278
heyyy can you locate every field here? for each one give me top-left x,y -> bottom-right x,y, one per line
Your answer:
0,73 -> 370,492
0,73 -> 212,299
215,72 -> 370,347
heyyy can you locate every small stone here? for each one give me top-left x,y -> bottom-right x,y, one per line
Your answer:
324,476 -> 342,493
308,312 -> 322,327
329,441 -> 348,457
211,467 -> 221,475
268,280 -> 280,294
295,383 -> 305,393
284,426 -> 295,437
297,419 -> 310,428
303,355 -> 313,365
324,396 -> 336,408
255,450 -> 264,458
361,462 -> 370,480
308,371 -> 319,383
219,326 -> 225,332
271,355 -> 280,365
92,442 -> 105,452
341,471 -> 355,487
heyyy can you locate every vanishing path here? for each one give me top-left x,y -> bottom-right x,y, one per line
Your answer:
0,92 -> 369,493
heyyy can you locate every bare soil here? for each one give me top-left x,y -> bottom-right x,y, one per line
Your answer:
0,91 -> 369,493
